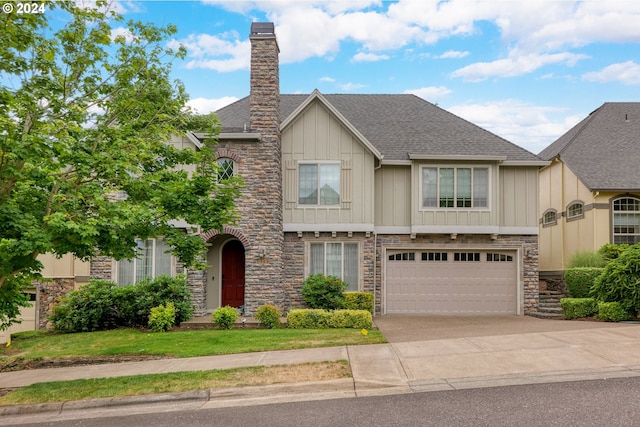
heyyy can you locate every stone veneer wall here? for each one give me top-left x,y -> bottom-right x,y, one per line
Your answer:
283,232 -> 376,311
89,256 -> 113,280
35,278 -> 75,330
375,234 -> 540,314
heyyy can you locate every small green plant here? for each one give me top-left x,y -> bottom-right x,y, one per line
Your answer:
567,251 -> 607,268
344,292 -> 374,313
148,302 -> 176,332
211,306 -> 238,329
286,309 -> 373,329
597,301 -> 629,322
255,304 -> 282,329
301,274 -> 348,310
564,268 -> 604,298
559,298 -> 598,319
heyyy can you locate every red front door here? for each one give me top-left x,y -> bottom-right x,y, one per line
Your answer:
221,240 -> 245,308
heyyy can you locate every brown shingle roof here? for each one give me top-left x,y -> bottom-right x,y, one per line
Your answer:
538,102 -> 640,191
215,93 -> 540,162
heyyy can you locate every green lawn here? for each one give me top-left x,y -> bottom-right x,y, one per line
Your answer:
0,327 -> 384,406
1,328 -> 385,363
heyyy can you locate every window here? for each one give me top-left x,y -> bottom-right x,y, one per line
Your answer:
421,252 -> 448,261
454,252 -> 480,262
299,163 -> 340,206
422,167 -> 488,208
309,242 -> 358,290
217,158 -> 235,182
487,253 -> 513,262
117,238 -> 173,285
542,209 -> 557,227
567,202 -> 584,220
388,252 -> 415,261
613,197 -> 640,244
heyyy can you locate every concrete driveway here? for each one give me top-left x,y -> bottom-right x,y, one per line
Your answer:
373,314 -> 638,342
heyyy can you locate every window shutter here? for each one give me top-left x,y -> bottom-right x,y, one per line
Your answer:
341,160 -> 352,209
285,159 -> 298,208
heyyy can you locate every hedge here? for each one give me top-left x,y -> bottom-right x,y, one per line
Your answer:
286,309 -> 372,329
564,268 -> 604,298
597,302 -> 629,322
559,298 -> 598,319
344,292 -> 374,313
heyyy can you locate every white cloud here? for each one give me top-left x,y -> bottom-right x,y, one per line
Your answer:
110,27 -> 136,43
404,86 -> 452,101
337,82 -> 366,91
451,51 -> 589,82
438,50 -> 469,59
320,76 -> 336,83
448,100 -> 583,154
352,52 -> 390,62
583,61 -> 640,85
171,33 -> 250,72
187,97 -> 238,114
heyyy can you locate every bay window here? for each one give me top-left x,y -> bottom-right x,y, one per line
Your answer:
117,238 -> 173,285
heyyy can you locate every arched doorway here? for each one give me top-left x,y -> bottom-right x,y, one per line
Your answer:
221,240 -> 245,308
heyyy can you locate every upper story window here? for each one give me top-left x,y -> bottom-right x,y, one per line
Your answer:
117,238 -> 173,286
566,201 -> 584,221
613,196 -> 640,244
542,209 -> 557,227
217,158 -> 235,182
422,166 -> 488,208
299,163 -> 340,206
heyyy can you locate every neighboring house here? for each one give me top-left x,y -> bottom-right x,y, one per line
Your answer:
538,102 -> 640,283
36,22 -> 546,324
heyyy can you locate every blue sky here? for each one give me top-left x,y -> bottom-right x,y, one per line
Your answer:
108,1 -> 640,153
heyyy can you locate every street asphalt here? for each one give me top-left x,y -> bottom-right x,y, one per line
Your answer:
2,315 -> 640,424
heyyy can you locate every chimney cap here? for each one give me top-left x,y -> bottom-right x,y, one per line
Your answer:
250,22 -> 275,36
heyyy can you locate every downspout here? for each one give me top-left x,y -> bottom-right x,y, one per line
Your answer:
373,231 -> 377,317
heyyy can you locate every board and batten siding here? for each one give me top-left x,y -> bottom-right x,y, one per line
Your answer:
499,166 -> 539,228
281,100 -> 375,226
374,166 -> 411,227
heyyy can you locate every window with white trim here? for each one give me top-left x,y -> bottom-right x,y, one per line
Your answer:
116,238 -> 173,285
422,166 -> 488,208
309,242 -> 358,291
299,163 -> 340,206
613,197 -> 640,244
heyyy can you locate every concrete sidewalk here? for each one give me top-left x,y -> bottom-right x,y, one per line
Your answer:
3,321 -> 640,422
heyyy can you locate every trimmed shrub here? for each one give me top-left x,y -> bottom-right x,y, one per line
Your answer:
564,268 -> 604,298
50,280 -> 119,332
344,292 -> 374,313
590,244 -> 640,317
256,304 -> 282,329
597,301 -> 629,322
287,309 -> 331,329
148,302 -> 176,332
559,298 -> 598,319
301,274 -> 348,310
50,275 -> 194,333
286,309 -> 372,329
211,306 -> 238,329
567,251 -> 607,268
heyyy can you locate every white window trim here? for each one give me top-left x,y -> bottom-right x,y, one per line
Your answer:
305,240 -> 360,291
612,196 -> 640,244
217,158 -> 236,182
113,238 -> 175,286
297,160 -> 342,208
419,164 -> 492,212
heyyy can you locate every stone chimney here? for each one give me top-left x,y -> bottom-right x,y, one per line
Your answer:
243,22 -> 285,314
249,22 -> 280,134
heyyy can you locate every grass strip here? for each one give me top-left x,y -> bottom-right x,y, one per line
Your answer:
0,361 -> 351,406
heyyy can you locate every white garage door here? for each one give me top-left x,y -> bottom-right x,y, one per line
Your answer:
385,250 -> 517,315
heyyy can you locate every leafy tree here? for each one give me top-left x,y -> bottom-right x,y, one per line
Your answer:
0,2 -> 241,330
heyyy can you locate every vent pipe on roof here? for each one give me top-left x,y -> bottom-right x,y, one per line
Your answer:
625,114 -> 630,122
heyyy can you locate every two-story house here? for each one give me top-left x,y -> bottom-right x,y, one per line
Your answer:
191,22 -> 546,317
538,102 -> 640,283
29,22 -> 546,332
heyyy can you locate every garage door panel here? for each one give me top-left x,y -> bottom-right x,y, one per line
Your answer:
386,250 -> 517,315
